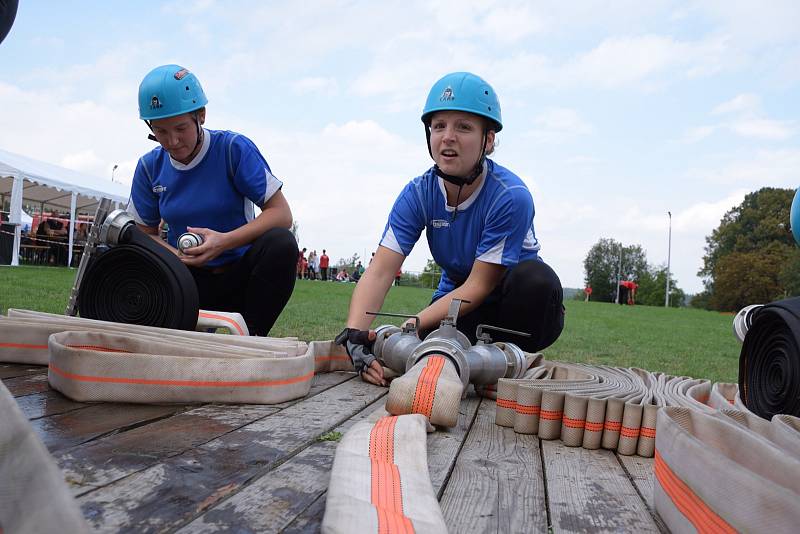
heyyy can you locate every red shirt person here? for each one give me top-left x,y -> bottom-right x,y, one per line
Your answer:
319,249 -> 330,281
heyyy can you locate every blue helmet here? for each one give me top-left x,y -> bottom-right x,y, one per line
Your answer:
791,187 -> 800,246
138,65 -> 208,121
421,72 -> 502,131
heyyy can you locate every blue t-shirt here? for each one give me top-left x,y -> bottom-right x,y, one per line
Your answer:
129,129 -> 283,267
380,159 -> 541,299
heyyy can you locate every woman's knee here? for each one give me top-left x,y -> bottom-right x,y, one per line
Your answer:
505,260 -> 563,302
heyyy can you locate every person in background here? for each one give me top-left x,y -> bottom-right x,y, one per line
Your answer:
395,268 -> 402,286
584,285 -> 592,302
129,64 -> 297,336
297,247 -> 306,279
307,249 -> 317,280
336,268 -> 349,282
336,72 -> 564,385
320,249 -> 330,280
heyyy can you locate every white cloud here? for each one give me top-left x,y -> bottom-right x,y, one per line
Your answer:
61,150 -> 104,174
688,148 -> 800,187
712,93 -> 760,115
526,108 -> 593,142
729,118 -> 795,140
681,125 -> 717,143
292,77 -> 339,96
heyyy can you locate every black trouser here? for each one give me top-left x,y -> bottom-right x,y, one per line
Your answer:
188,228 -> 297,336
321,267 -> 328,281
424,260 -> 565,353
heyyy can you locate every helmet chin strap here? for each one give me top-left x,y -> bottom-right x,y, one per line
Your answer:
425,126 -> 488,221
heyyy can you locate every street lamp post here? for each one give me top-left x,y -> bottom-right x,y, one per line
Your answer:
615,242 -> 622,304
665,211 -> 672,307
111,164 -> 119,183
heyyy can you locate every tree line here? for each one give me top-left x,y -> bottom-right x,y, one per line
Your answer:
582,238 -> 685,306
693,187 -> 797,311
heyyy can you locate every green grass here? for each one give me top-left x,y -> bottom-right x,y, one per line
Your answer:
0,265 -> 742,383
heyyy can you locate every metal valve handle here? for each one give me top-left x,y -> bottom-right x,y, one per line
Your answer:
475,323 -> 531,343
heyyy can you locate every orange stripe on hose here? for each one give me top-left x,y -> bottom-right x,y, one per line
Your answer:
604,420 -> 622,432
0,342 -> 48,350
585,421 -> 604,432
199,311 -> 245,335
620,426 -> 640,438
640,427 -> 656,439
654,450 -> 735,534
496,398 -> 516,409
539,409 -> 563,421
48,363 -> 313,388
411,356 -> 445,418
562,416 -> 586,429
369,416 -> 415,534
515,404 -> 541,415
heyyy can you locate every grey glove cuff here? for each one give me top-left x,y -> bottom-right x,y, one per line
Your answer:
346,340 -> 376,374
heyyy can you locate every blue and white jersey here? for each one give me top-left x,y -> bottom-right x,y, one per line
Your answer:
129,129 -> 282,267
380,159 -> 541,299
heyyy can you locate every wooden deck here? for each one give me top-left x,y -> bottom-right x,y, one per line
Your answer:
3,362 -> 667,533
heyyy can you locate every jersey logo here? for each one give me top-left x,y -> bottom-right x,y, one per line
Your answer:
439,86 -> 454,101
431,219 -> 450,229
152,185 -> 167,194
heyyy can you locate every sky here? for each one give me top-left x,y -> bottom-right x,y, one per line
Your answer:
1,1 -> 799,293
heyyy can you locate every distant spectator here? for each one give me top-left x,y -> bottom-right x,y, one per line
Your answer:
297,247 -> 307,279
584,285 -> 592,302
351,268 -> 362,282
336,268 -> 349,282
307,250 -> 317,280
395,268 -> 402,286
320,249 -> 330,281
355,261 -> 364,275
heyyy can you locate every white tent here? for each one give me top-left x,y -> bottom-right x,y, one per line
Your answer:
0,147 -> 129,266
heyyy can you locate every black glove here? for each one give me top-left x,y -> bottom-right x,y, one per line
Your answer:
334,328 -> 376,374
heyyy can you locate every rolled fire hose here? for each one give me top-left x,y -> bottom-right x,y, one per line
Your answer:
0,381 -> 91,534
77,210 -> 199,331
322,414 -> 448,534
654,406 -> 800,533
738,297 -> 800,419
0,309 -> 353,404
494,359 -> 750,457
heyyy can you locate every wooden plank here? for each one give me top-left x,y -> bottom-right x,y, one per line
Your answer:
77,378 -> 388,533
0,363 -> 48,379
280,493 -> 327,534
440,399 -> 548,533
175,399 -> 387,533
30,403 -> 184,453
14,389 -> 88,420
3,372 -> 50,397
543,440 -> 661,533
427,393 -> 481,497
279,393 -> 482,533
617,454 -> 669,533
57,372 -> 355,496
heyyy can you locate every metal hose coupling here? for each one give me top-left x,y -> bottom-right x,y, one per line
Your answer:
370,299 -> 530,389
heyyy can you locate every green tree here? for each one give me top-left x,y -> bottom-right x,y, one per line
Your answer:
698,187 -> 795,310
636,266 -> 686,307
583,238 -> 648,302
710,243 -> 791,311
420,259 -> 442,289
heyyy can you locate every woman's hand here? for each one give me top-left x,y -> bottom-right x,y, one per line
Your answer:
179,227 -> 229,267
